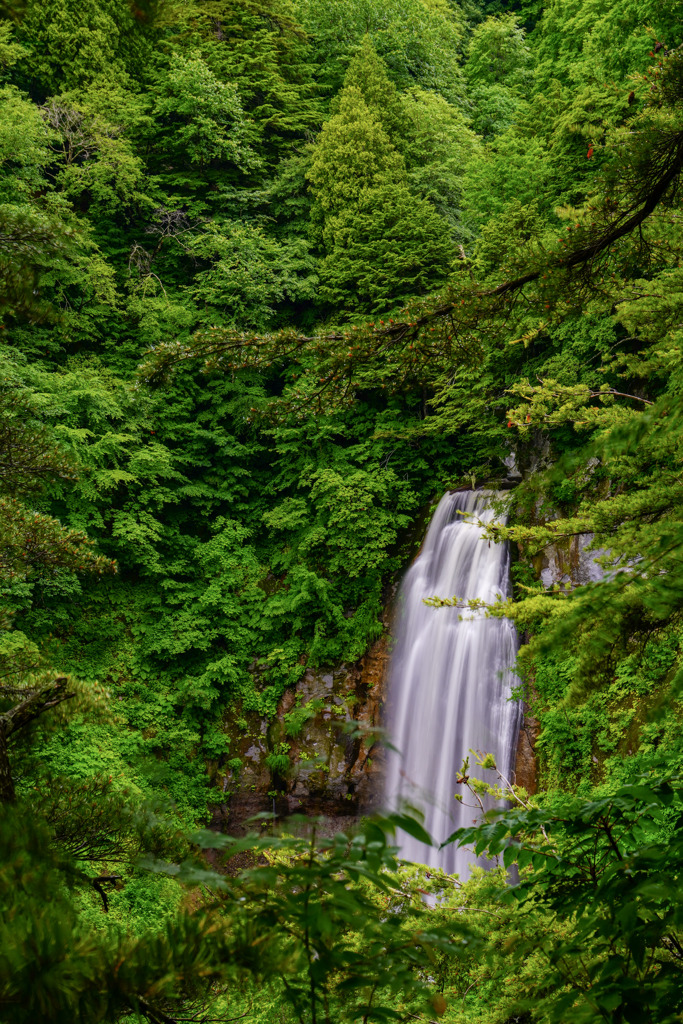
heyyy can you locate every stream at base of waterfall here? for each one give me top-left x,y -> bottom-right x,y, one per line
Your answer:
385,490 -> 522,877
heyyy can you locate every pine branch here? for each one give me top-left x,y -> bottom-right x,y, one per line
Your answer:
0,675 -> 74,802
1,675 -> 74,739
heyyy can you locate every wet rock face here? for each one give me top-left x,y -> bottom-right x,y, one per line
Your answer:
501,433 -> 552,484
211,636 -> 389,835
538,533 -> 603,590
514,700 -> 540,795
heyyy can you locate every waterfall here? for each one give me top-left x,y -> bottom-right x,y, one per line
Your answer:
385,489 -> 521,876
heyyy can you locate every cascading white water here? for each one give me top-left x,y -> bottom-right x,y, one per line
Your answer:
385,489 -> 521,876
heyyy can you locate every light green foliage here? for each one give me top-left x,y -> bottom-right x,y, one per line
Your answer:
151,53 -> 254,173
330,35 -> 410,143
264,744 -> 291,773
526,620 -> 683,791
325,34 -> 477,236
402,87 -> 479,233
283,696 -> 324,737
316,176 -> 454,311
464,15 -> 533,138
43,84 -> 151,220
309,87 -> 404,218
0,21 -> 26,71
309,86 -> 452,311
466,14 -> 533,90
0,85 -> 52,193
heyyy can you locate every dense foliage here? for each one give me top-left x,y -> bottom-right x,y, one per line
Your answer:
3,0 -> 683,1020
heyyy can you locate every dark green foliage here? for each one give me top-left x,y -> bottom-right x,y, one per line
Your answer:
185,814 -> 466,1024
0,799 -> 463,1024
13,0 -> 135,95
452,776 -> 683,1023
0,804 -> 235,1023
294,0 -> 467,102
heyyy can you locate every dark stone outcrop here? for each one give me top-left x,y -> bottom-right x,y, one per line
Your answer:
514,702 -> 540,795
210,635 -> 389,836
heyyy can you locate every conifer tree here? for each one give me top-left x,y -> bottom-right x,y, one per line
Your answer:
330,38 -> 477,236
13,0 -> 134,96
308,86 -> 452,312
465,13 -> 533,90
191,0 -> 321,167
330,35 -> 410,145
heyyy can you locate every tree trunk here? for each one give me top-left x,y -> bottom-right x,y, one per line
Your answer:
0,725 -> 15,802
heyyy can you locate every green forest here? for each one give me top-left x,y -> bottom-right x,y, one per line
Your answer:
3,0 -> 683,1020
